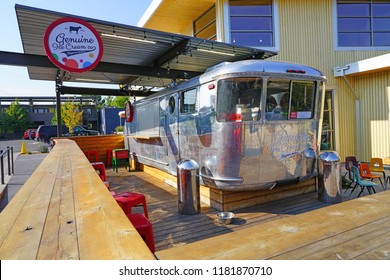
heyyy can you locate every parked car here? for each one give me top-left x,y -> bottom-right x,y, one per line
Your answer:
72,125 -> 99,136
23,128 -> 37,140
36,125 -> 69,143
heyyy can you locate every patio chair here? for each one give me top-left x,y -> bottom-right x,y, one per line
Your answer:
344,156 -> 359,193
351,166 -> 377,197
369,158 -> 386,188
359,162 -> 384,190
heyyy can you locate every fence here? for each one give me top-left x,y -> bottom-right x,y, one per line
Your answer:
0,146 -> 14,185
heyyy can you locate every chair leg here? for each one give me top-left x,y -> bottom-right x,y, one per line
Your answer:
349,183 -> 358,196
379,178 -> 385,190
357,187 -> 364,197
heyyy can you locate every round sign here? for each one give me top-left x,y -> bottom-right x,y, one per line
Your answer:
44,17 -> 103,73
125,101 -> 133,122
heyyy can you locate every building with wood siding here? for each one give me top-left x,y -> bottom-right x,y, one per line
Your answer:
139,0 -> 390,162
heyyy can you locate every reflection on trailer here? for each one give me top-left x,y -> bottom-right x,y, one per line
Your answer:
125,60 -> 326,191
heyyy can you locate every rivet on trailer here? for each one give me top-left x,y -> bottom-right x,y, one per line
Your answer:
124,59 -> 326,192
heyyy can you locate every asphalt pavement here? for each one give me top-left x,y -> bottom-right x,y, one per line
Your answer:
0,139 -> 49,211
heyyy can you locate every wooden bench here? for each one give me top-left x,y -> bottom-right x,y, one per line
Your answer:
0,139 -> 156,260
156,189 -> 390,260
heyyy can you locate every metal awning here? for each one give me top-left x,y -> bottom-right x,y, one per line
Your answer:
11,4 -> 277,93
333,53 -> 390,77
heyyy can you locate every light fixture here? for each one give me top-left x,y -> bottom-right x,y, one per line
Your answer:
101,33 -> 156,44
197,48 -> 235,56
75,78 -> 112,83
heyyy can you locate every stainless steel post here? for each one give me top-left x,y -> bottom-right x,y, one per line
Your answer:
177,159 -> 200,215
318,151 -> 342,203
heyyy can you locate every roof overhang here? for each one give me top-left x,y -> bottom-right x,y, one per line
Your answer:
4,4 -> 276,97
334,53 -> 390,77
138,0 -> 216,33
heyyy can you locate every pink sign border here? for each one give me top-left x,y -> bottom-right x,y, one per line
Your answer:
44,17 -> 104,73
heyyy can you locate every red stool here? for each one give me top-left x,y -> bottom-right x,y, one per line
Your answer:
127,213 -> 155,253
106,149 -> 112,167
114,192 -> 149,218
87,150 -> 99,162
91,162 -> 106,182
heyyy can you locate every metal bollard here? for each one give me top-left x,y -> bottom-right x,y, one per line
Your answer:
177,159 -> 200,215
318,151 -> 342,204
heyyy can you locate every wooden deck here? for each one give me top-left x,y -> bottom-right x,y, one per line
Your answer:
2,137 -> 388,260
106,166 -> 390,257
0,139 -> 155,260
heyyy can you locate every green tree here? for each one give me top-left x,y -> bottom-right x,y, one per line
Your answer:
105,96 -> 128,108
95,95 -> 106,110
1,100 -> 30,135
51,110 -> 60,125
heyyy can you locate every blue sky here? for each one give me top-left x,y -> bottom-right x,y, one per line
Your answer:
0,0 -> 153,97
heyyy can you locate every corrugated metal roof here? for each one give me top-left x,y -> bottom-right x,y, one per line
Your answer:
15,4 -> 276,89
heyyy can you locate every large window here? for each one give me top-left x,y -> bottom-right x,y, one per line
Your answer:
194,5 -> 216,40
216,77 -> 263,122
265,79 -> 315,120
337,0 -> 390,47
230,0 -> 274,47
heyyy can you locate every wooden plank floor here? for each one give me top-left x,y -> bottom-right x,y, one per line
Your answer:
106,166 -> 389,253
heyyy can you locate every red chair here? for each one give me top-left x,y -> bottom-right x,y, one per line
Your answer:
127,213 -> 155,253
106,149 -> 112,167
87,150 -> 99,162
91,162 -> 111,189
91,162 -> 106,181
113,192 -> 149,218
359,162 -> 384,189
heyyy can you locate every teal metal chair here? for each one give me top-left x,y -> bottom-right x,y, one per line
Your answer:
344,156 -> 359,194
351,166 -> 377,197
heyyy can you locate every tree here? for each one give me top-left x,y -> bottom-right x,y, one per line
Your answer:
95,95 -> 106,110
59,99 -> 83,134
105,96 -> 128,108
1,99 -> 30,134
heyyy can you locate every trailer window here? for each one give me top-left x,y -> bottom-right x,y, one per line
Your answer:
289,81 -> 315,119
216,77 -> 262,122
266,79 -> 290,120
266,79 -> 315,120
180,88 -> 198,114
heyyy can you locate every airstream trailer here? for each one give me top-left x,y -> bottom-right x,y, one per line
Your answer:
125,60 -> 326,191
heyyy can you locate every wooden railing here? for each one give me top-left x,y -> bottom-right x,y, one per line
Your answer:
65,134 -> 125,164
0,138 -> 155,260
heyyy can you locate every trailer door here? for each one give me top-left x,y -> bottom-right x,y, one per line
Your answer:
166,93 -> 180,168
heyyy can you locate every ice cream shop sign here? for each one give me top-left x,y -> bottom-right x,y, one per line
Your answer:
44,18 -> 103,73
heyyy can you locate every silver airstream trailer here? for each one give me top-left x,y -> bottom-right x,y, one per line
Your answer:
124,60 -> 326,191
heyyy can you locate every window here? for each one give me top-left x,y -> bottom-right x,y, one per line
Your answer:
321,90 -> 335,150
266,79 -> 316,120
180,88 -> 198,114
216,77 -> 262,122
33,108 -> 49,113
290,81 -> 315,119
84,108 -> 92,115
266,79 -> 290,120
337,0 -> 390,47
230,0 -> 274,47
194,5 -> 216,40
168,96 -> 175,114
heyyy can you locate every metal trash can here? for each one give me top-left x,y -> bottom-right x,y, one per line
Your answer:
177,159 -> 200,215
318,151 -> 342,204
